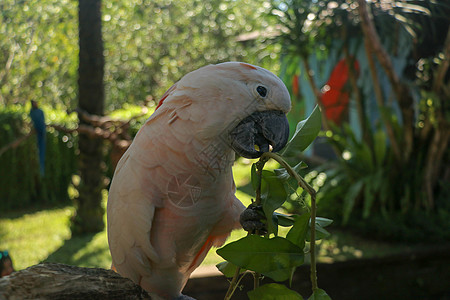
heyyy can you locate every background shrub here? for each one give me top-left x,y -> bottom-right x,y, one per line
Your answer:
0,104 -> 77,210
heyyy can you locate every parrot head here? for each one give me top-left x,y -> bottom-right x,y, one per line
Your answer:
156,62 -> 291,159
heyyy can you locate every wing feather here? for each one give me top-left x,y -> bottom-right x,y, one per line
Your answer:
108,153 -> 161,269
108,89 -> 204,286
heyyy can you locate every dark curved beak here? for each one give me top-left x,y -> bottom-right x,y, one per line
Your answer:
229,110 -> 290,159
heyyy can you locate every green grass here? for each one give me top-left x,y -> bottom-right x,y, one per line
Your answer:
0,158 -> 412,272
0,206 -> 74,270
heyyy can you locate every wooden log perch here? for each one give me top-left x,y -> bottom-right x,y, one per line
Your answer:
0,263 -> 152,300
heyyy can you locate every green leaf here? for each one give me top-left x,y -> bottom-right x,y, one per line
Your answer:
373,129 -> 387,166
359,141 -> 374,172
342,179 -> 364,224
315,217 -> 333,228
286,212 -> 310,249
308,288 -> 332,300
314,224 -> 331,239
261,171 -> 288,235
281,105 -> 322,157
302,216 -> 333,242
362,177 -> 375,219
274,212 -> 296,227
256,169 -> 273,198
248,283 -> 304,300
306,223 -> 331,242
216,261 -> 244,278
274,161 -> 308,181
216,235 -> 304,282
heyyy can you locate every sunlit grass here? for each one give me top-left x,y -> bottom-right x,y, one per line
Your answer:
0,206 -> 73,270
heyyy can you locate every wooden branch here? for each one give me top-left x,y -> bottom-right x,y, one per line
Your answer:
50,124 -> 132,170
0,130 -> 34,157
357,0 -> 414,162
0,45 -> 16,83
423,126 -> 450,209
73,107 -> 117,127
0,45 -> 18,104
74,107 -> 149,129
433,27 -> 450,96
344,46 -> 371,147
301,57 -> 343,158
357,0 -> 401,92
419,29 -> 450,142
51,124 -> 116,142
0,263 -> 152,299
301,57 -> 331,132
363,38 -> 402,161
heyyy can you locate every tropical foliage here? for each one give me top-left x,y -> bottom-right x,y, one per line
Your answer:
1,0 -> 447,251
0,104 -> 77,210
217,106 -> 332,300
0,103 -> 153,211
0,0 -> 277,213
0,0 -> 279,111
271,0 -> 450,241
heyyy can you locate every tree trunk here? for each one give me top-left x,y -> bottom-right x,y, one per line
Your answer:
72,0 -> 105,234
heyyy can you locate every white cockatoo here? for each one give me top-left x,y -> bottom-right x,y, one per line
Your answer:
107,62 -> 291,299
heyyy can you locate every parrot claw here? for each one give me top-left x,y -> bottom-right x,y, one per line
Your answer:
239,204 -> 268,235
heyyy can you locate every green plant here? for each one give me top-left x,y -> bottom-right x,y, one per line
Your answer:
0,104 -> 77,210
316,123 -> 391,224
271,0 -> 449,241
1,0 -> 280,111
217,106 -> 332,300
305,118 -> 450,242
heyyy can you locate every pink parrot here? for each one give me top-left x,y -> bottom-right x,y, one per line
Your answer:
107,62 -> 291,299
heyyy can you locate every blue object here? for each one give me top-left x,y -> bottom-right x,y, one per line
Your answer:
30,104 -> 46,176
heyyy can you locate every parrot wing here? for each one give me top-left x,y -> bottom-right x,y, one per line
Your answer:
107,151 -> 160,283
108,86 -> 208,285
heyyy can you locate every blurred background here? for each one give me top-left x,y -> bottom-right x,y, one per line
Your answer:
0,0 -> 449,299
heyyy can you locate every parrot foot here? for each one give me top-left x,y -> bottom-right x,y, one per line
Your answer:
239,204 -> 268,235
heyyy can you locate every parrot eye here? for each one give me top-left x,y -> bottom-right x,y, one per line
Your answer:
256,86 -> 267,97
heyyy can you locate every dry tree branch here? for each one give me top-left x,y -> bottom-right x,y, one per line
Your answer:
362,38 -> 402,160
343,46 -> 371,148
301,57 -> 344,158
357,0 -> 415,163
301,57 -> 331,132
422,27 -> 450,209
423,127 -> 450,209
433,27 -> 450,96
0,130 -> 34,157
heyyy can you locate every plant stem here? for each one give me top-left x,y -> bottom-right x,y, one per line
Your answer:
261,152 -> 316,197
224,159 -> 268,300
224,152 -> 320,299
309,193 -> 318,292
252,159 -> 268,289
254,158 -> 268,206
224,267 -> 242,300
260,152 -> 318,292
253,271 -> 260,289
